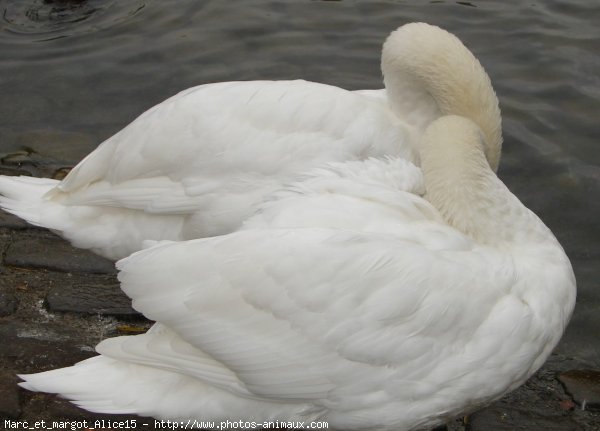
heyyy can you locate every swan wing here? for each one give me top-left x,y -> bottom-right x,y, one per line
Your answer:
116,226 -> 522,407
15,82 -> 426,258
56,81 -> 414,206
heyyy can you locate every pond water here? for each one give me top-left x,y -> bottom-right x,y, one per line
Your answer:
0,0 -> 598,364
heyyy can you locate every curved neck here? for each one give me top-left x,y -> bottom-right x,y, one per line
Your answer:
382,23 -> 503,172
421,116 -> 551,247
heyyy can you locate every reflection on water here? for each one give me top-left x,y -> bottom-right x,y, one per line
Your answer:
2,0 -> 146,39
0,0 -> 598,363
5,0 -> 102,35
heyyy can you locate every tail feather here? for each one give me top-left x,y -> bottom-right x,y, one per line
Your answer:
18,355 -> 312,421
0,175 -> 63,230
18,356 -> 149,414
0,175 -> 187,260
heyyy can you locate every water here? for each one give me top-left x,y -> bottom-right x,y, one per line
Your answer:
0,0 -> 598,363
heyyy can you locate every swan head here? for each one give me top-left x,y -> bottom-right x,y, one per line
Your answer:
382,22 -> 503,172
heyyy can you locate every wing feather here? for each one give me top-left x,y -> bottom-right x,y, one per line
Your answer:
95,324 -> 254,396
117,227 -> 516,402
55,81 -> 414,213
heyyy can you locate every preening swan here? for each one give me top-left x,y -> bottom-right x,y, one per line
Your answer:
0,22 -> 501,260
19,116 -> 575,431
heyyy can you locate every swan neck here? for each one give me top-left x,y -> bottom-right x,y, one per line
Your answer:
382,23 -> 503,172
421,117 -> 551,247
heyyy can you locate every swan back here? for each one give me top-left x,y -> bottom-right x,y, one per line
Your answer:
382,23 -> 502,171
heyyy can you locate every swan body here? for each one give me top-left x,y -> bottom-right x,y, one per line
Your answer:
0,22 -> 501,260
19,116 -> 575,430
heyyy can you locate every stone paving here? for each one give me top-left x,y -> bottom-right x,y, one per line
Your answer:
0,158 -> 599,430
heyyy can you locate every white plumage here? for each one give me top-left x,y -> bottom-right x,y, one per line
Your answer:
0,22 -> 501,259
19,116 -> 576,430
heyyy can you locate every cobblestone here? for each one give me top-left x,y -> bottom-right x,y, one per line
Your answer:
5,231 -> 115,274
0,211 -> 28,230
0,371 -> 21,419
0,290 -> 17,316
46,273 -> 138,316
559,370 -> 600,410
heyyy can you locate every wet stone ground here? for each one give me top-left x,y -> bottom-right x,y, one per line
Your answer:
0,153 -> 599,430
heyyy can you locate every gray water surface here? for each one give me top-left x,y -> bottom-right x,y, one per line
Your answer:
0,0 -> 599,364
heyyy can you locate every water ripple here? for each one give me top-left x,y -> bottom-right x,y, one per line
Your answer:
0,0 -> 147,42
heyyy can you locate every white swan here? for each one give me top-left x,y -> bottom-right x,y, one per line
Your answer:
0,22 -> 501,260
19,116 -> 575,430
